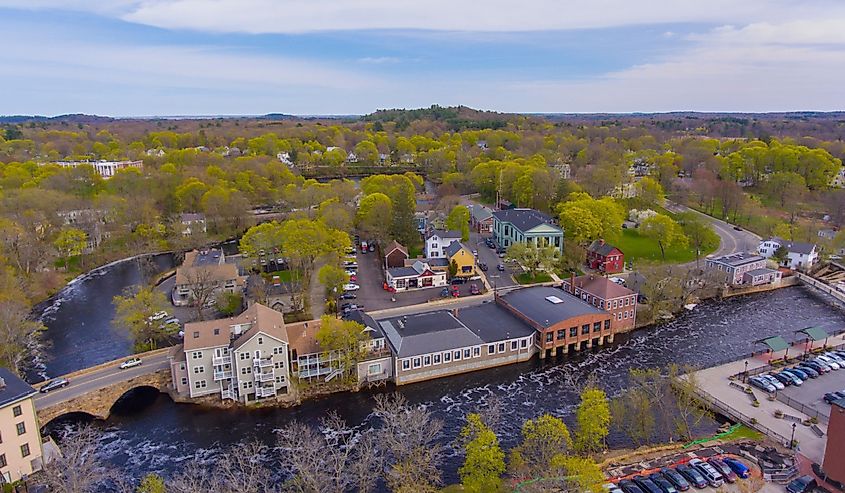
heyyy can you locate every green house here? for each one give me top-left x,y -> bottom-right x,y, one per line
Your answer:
492,208 -> 564,253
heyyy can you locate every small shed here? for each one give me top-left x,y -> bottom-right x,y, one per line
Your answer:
384,240 -> 409,269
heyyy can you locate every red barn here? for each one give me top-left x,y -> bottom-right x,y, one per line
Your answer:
586,239 -> 624,274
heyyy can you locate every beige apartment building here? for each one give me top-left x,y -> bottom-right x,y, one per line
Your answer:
0,369 -> 44,484
173,248 -> 244,307
170,303 -> 293,404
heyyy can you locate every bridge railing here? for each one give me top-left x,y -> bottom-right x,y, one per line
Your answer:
33,347 -> 173,389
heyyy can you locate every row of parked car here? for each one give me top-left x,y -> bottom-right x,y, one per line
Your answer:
608,457 -> 750,493
748,350 -> 845,393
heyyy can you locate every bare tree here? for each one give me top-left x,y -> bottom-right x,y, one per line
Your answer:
41,426 -> 113,493
184,266 -> 220,321
374,393 -> 443,493
217,440 -> 275,493
168,461 -> 215,493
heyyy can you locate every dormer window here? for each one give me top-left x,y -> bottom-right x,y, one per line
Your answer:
193,331 -> 199,339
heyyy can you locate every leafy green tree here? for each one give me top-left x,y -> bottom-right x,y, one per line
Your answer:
773,222 -> 797,241
640,214 -> 688,260
112,286 -> 173,351
549,455 -> 605,493
506,240 -> 559,279
356,192 -> 393,246
559,204 -> 603,245
215,291 -> 243,316
766,171 -> 806,208
318,264 -> 349,301
136,473 -> 167,493
557,193 -> 624,244
634,176 -> 665,208
53,227 -> 88,270
353,140 -> 379,165
773,245 -> 790,265
510,414 -> 572,478
678,214 -> 719,267
574,387 -> 611,455
445,205 -> 470,241
361,174 -> 418,246
315,316 -> 367,377
459,413 -> 505,493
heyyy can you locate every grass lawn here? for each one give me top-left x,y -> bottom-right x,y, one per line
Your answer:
263,270 -> 295,283
616,229 -> 714,265
515,272 -> 553,284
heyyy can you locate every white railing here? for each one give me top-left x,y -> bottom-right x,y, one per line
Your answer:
253,357 -> 273,368
221,388 -> 236,400
255,386 -> 276,398
213,354 -> 232,366
255,371 -> 275,383
213,370 -> 233,381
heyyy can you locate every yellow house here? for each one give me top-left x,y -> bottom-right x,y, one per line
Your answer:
445,241 -> 476,277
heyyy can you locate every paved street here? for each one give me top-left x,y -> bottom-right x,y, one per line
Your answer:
664,200 -> 761,257
34,352 -> 170,409
469,230 -> 518,288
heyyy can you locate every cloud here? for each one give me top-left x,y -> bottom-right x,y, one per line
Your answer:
357,56 -> 403,64
2,0 -> 844,35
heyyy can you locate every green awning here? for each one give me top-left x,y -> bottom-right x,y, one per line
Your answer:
758,336 -> 789,353
797,327 -> 828,341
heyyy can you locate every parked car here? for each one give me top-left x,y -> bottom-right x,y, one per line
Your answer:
824,392 -> 843,404
345,269 -> 357,276
618,480 -> 645,493
342,283 -> 360,291
720,457 -> 750,479
706,458 -> 736,483
786,475 -> 815,493
609,277 -> 626,286
795,365 -> 819,378
119,357 -> 142,370
805,360 -> 829,373
479,263 -> 488,271
450,285 -> 460,297
497,263 -> 505,271
749,376 -> 776,393
339,292 -> 357,300
647,472 -> 677,493
632,476 -> 663,493
470,284 -> 480,295
777,371 -> 802,386
689,458 -> 723,488
824,352 -> 845,365
770,372 -> 793,386
675,464 -> 707,489
440,287 -> 450,298
604,483 -> 624,493
450,277 -> 467,285
817,355 -> 841,370
40,378 -> 69,393
733,225 -> 742,231
368,244 -> 375,252
349,275 -> 358,283
759,374 -> 784,390
782,368 -> 807,382
472,249 -> 478,257
660,467 -> 690,491
148,310 -> 168,322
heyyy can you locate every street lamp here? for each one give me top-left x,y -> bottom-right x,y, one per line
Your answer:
744,361 -> 749,383
790,422 -> 797,449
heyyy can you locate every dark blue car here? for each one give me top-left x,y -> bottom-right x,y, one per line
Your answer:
720,457 -> 750,479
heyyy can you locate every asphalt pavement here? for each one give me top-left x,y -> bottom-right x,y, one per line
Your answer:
33,352 -> 170,409
664,200 -> 761,258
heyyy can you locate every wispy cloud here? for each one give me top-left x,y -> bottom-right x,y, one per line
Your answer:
357,56 -> 403,64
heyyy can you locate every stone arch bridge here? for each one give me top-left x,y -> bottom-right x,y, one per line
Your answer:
33,347 -> 173,425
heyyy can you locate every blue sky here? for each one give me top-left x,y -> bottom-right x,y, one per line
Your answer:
1,1 -> 844,116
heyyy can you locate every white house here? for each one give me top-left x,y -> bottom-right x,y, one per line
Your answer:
385,261 -> 447,292
758,237 -> 820,271
425,229 -> 462,258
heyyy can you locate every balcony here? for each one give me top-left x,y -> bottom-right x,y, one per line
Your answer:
255,371 -> 275,383
221,388 -> 236,400
253,357 -> 273,368
213,370 -> 233,381
366,371 -> 388,383
213,354 -> 232,366
255,386 -> 276,398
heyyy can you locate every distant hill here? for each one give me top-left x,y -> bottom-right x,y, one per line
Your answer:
362,105 -> 515,130
0,114 -> 114,124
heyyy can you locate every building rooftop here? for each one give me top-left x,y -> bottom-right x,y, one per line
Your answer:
456,303 -> 535,343
746,268 -> 778,276
427,229 -> 462,240
180,212 -> 206,222
183,303 -> 287,351
445,240 -> 466,258
499,286 -> 605,329
709,252 -> 765,267
469,204 -> 493,222
492,208 -> 559,233
766,237 -> 818,255
0,368 -> 37,408
377,311 -> 484,358
384,240 -> 408,257
175,249 -> 241,286
563,275 -> 636,300
346,310 -> 386,340
587,239 -> 621,257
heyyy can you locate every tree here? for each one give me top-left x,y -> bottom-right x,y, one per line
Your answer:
549,455 -> 605,493
667,364 -> 710,440
354,140 -> 380,165
0,297 -> 45,375
459,413 -> 505,493
773,222 -> 796,241
506,240 -> 559,279
574,387 -> 611,455
215,291 -> 243,316
53,227 -> 88,270
356,193 -> 393,246
510,414 -> 572,478
766,171 -> 806,208
181,266 -> 221,322
41,426 -> 115,493
318,264 -> 349,303
557,193 -> 625,244
678,214 -> 718,267
634,176 -> 665,208
445,204 -> 470,241
112,286 -> 173,351
640,214 -> 688,260
773,245 -> 790,265
136,474 -> 167,493
315,315 -> 367,377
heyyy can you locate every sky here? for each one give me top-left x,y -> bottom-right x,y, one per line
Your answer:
1,1 -> 845,116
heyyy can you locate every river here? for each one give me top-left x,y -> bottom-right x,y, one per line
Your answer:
33,256 -> 845,486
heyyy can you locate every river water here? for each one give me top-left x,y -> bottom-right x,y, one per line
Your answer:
33,257 -> 845,485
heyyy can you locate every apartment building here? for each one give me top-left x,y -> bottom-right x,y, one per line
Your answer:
169,303 -> 292,404
173,248 -> 244,306
492,208 -> 564,253
560,275 -> 638,332
0,369 -> 44,484
497,286 -> 612,358
704,252 -> 781,286
378,303 -> 535,385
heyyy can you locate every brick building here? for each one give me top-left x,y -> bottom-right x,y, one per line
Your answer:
560,275 -> 638,332
823,398 -> 845,483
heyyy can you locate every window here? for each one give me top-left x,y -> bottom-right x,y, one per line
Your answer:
413,357 -> 422,369
181,377 -> 187,385
625,298 -> 630,306
433,354 -> 441,364
488,344 -> 495,355
600,300 -> 605,309
20,443 -> 30,458
402,359 -> 410,370
604,320 -> 611,330
193,365 -> 205,374
396,279 -> 406,288
258,336 -> 264,345
464,348 -> 471,359
520,339 -> 528,348
12,405 -> 21,417
423,355 -> 431,366
454,350 -> 462,361
16,422 -> 25,435
613,300 -> 618,308
242,381 -> 253,389
582,324 -> 590,335
274,362 -> 284,369
194,380 -> 207,389
511,340 -> 518,350
593,322 -> 601,333
569,326 -> 577,337
213,328 -> 220,335
444,352 -> 451,362
545,332 -> 553,342
0,454 -> 5,468
192,331 -> 199,339
191,351 -> 203,359
275,375 -> 286,383
273,347 -> 284,355
240,352 -> 249,360
557,329 -> 565,340
623,311 -> 628,319
498,343 -> 505,352
241,367 -> 252,374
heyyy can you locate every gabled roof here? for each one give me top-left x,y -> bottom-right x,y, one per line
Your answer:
491,208 -> 560,234
564,275 -> 636,300
183,303 -> 286,351
427,229 -> 462,241
756,336 -> 789,353
765,237 -> 818,255
469,205 -> 493,222
797,326 -> 828,341
378,311 -> 484,358
346,310 -> 386,340
445,240 -> 469,258
0,368 -> 36,408
180,212 -> 206,222
587,239 -> 622,257
384,240 -> 408,257
232,304 -> 288,349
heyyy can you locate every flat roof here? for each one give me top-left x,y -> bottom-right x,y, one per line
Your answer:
456,303 -> 535,343
0,368 -> 36,408
709,252 -> 765,267
499,286 -> 605,328
377,311 -> 484,358
746,268 -> 778,276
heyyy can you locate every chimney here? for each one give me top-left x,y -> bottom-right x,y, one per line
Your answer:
569,272 -> 576,295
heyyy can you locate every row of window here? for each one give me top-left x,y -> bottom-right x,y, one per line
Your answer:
577,290 -> 634,310
615,310 -> 634,321
399,338 -> 531,371
0,443 -> 30,467
546,320 -> 610,342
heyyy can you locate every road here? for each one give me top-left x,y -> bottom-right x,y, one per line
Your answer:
664,200 -> 761,257
33,352 -> 170,409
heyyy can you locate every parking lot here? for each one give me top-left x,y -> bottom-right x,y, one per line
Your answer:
779,354 -> 845,419
347,245 -> 486,312
469,231 -> 518,288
